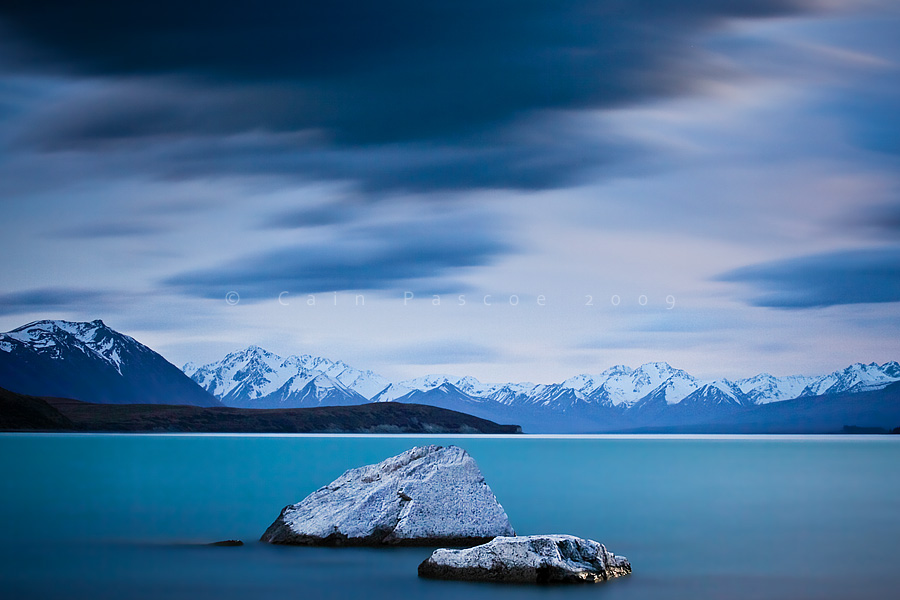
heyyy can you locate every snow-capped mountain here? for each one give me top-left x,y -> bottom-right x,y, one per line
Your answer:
370,382 -> 417,403
736,373 -> 817,405
384,362 -> 703,409
0,319 -> 219,406
602,363 -> 700,406
186,347 -> 900,422
374,362 -> 699,409
186,346 -> 388,408
677,381 -> 748,410
798,362 -> 900,397
0,319 -> 127,372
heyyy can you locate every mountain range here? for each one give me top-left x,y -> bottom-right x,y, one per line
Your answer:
183,345 -> 385,408
185,345 -> 900,432
2,319 -> 898,433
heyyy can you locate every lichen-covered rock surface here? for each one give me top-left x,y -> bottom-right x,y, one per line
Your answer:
261,444 -> 515,546
418,534 -> 631,584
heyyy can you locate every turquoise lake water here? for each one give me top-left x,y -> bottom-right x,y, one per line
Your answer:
1,434 -> 898,599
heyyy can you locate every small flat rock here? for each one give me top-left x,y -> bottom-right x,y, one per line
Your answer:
260,445 -> 515,546
418,535 -> 631,584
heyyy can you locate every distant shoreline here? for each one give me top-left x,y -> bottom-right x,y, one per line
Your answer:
0,387 -> 522,435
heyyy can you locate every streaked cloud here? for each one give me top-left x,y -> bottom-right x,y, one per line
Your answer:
718,246 -> 900,308
164,214 -> 511,298
0,287 -> 123,316
52,220 -> 171,239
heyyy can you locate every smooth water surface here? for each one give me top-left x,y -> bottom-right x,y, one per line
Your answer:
1,434 -> 898,599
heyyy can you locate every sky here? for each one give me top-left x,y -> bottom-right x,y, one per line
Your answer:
0,1 -> 898,383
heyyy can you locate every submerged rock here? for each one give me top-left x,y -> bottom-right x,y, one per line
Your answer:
260,445 -> 515,546
207,540 -> 243,547
418,535 -> 631,584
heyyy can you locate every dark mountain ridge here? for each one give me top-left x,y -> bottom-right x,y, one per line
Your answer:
0,319 -> 219,407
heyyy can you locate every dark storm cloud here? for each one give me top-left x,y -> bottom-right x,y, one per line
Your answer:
0,1 -> 818,191
0,1 -> 814,83
164,216 -> 509,298
148,112 -> 631,192
717,247 -> 900,308
0,287 -> 118,316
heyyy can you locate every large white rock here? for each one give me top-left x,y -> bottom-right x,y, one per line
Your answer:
260,445 -> 515,546
418,535 -> 631,584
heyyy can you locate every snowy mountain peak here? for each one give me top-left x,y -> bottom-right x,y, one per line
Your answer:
601,364 -> 634,377
0,318 -> 146,374
646,372 -> 701,405
9,318 -> 105,341
225,344 -> 280,364
630,361 -> 679,387
561,373 -> 602,393
742,372 -> 775,383
187,345 -> 388,407
371,382 -> 416,403
800,361 -> 899,397
636,361 -> 675,375
702,380 -> 747,403
678,382 -> 747,409
403,374 -> 457,389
